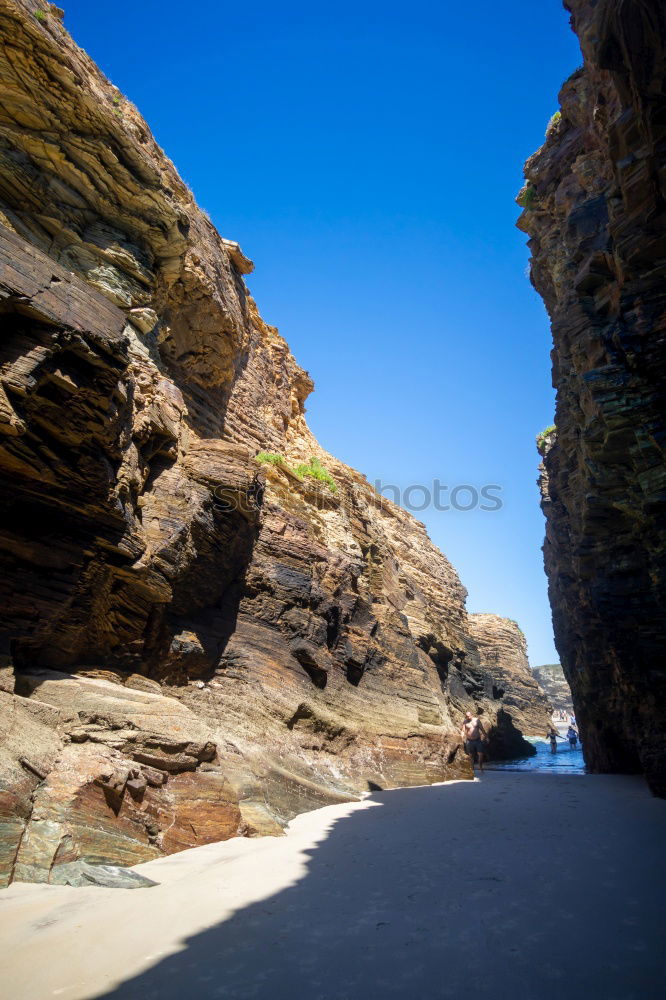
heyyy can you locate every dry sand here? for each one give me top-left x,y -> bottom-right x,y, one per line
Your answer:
1,771 -> 664,1000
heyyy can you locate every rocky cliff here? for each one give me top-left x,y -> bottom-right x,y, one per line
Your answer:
532,664 -> 573,717
519,0 -> 666,793
468,615 -> 552,755
0,0 -> 549,886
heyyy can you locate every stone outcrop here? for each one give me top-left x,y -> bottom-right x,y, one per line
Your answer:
532,664 -> 573,717
467,615 -> 552,757
519,0 -> 666,793
0,0 -> 551,884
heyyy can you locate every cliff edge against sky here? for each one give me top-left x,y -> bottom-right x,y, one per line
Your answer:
519,0 -> 666,794
0,0 -> 551,885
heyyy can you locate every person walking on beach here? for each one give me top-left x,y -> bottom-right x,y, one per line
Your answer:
567,725 -> 578,749
547,726 -> 559,752
461,711 -> 487,771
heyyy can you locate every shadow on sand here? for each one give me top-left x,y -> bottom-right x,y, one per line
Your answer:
97,773 -> 666,1000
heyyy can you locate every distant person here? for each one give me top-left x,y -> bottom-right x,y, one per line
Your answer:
567,726 -> 578,749
461,711 -> 487,772
547,726 -> 559,752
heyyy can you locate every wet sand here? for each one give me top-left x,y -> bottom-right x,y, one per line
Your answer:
1,771 -> 664,1000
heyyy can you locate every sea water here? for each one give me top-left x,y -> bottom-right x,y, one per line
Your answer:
489,738 -> 586,774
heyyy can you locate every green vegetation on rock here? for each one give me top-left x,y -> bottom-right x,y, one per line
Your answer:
546,110 -> 562,135
255,452 -> 287,467
294,456 -> 338,493
517,184 -> 537,210
536,424 -> 556,456
33,9 -> 46,20
254,452 -> 338,493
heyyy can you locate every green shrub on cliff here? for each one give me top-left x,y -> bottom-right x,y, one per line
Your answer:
33,9 -> 46,21
546,110 -> 562,135
294,456 -> 338,493
255,451 -> 287,467
255,452 -> 338,493
536,424 -> 556,456
517,184 -> 537,210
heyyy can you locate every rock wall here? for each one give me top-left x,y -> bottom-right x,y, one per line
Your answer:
0,0 -> 549,885
468,615 -> 552,757
519,0 -> 666,793
532,664 -> 573,717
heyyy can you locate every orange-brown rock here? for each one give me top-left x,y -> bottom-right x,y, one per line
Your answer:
467,615 -> 552,757
0,0 -> 552,883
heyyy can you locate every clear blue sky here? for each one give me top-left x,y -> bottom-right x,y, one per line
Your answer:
63,1 -> 581,665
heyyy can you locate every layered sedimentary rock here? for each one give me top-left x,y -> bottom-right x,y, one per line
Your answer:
467,615 -> 552,756
0,0 -> 549,884
519,0 -> 666,793
532,664 -> 573,717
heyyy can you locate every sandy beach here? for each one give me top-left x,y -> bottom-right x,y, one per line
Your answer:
1,771 -> 665,1000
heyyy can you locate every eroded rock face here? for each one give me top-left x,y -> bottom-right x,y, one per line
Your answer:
0,0 -> 550,883
467,615 -> 552,758
532,664 -> 573,717
520,0 -> 666,793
